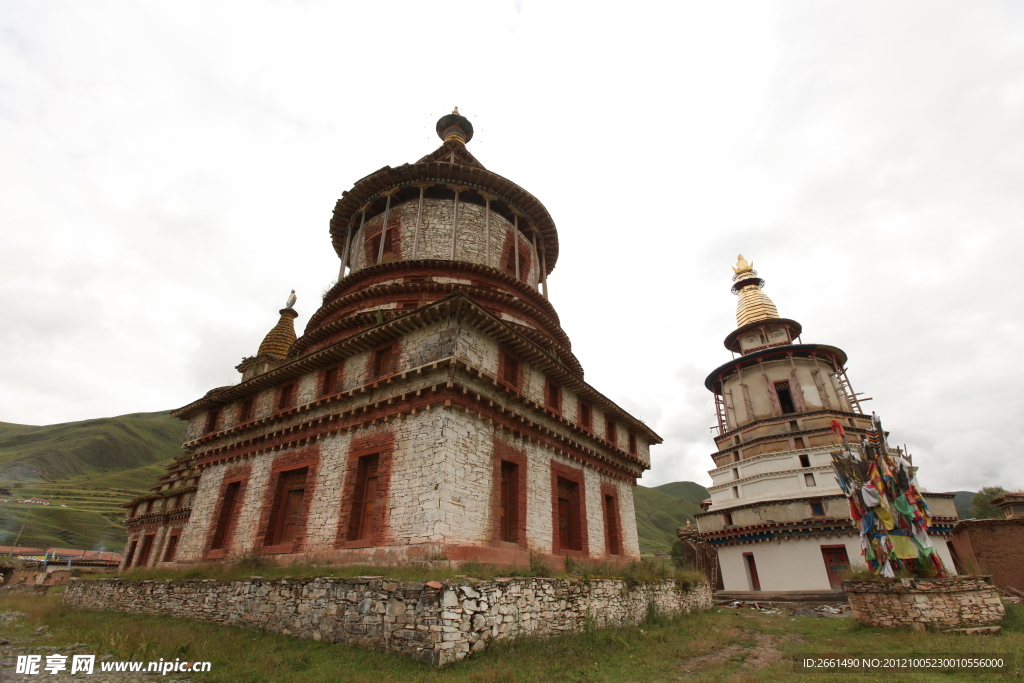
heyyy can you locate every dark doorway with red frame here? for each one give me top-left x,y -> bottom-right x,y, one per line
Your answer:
743,552 -> 761,591
820,545 -> 851,589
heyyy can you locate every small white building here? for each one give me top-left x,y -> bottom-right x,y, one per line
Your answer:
695,257 -> 958,592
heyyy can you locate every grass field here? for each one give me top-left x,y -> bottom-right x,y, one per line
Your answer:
0,592 -> 1019,682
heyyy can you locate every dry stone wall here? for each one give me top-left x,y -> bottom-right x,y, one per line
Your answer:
844,577 -> 1005,629
64,576 -> 710,666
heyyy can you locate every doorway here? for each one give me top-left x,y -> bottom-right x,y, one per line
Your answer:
820,546 -> 850,589
743,552 -> 761,591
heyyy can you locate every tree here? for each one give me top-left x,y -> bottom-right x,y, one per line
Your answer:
670,540 -> 689,569
971,486 -> 1007,519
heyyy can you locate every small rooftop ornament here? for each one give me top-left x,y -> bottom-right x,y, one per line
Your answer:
285,289 -> 297,309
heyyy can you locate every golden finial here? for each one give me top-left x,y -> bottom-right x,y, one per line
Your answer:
732,254 -> 754,274
452,106 -> 460,115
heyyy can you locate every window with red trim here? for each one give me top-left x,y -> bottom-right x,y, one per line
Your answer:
605,417 -> 617,446
210,481 -> 241,551
367,230 -> 395,263
163,534 -> 180,562
578,401 -> 592,430
238,397 -> 254,423
277,383 -> 297,411
555,477 -> 583,552
603,494 -> 621,555
372,345 -> 397,378
349,454 -> 381,541
499,347 -> 521,388
265,468 -> 308,549
499,461 -> 521,543
203,409 -> 220,434
322,366 -> 341,396
544,377 -> 562,414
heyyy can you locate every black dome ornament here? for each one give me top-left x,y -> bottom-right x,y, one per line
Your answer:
436,107 -> 474,145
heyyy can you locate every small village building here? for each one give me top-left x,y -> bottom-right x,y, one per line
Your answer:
121,112 -> 659,569
694,257 -> 958,592
948,492 -> 1024,591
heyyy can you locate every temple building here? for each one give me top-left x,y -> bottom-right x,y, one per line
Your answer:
120,111 -> 659,569
693,256 -> 958,592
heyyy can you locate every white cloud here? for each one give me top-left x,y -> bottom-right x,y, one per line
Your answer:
0,0 -> 1021,494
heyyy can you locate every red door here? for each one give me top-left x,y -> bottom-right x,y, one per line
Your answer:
821,546 -> 850,589
744,552 -> 761,591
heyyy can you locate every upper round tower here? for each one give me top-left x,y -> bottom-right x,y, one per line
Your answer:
293,112 -> 581,375
705,256 -> 870,461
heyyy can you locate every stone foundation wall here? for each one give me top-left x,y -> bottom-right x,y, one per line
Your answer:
844,577 -> 1005,629
64,576 -> 710,665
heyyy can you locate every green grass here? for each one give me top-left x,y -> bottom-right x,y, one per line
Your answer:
632,483 -> 707,554
108,556 -> 707,587
1,594 -> 1020,682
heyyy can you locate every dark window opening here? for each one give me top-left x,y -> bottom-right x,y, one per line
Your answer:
810,500 -> 825,517
124,540 -> 138,567
799,454 -> 810,468
732,468 -> 739,480
501,350 -> 520,386
266,468 -> 308,548
210,481 -> 242,551
556,477 -> 582,552
499,461 -> 520,544
545,378 -> 561,413
373,345 -> 397,378
732,486 -> 739,498
238,397 -> 254,423
278,383 -> 297,410
323,366 -> 340,395
774,382 -> 796,414
578,402 -> 592,430
794,437 -> 806,449
628,433 -> 637,455
605,417 -> 617,445
368,230 -> 395,263
723,512 -> 733,526
603,494 -> 620,555
204,409 -> 220,434
137,534 -> 156,567
789,420 -> 799,431
163,534 -> 180,562
349,454 -> 380,541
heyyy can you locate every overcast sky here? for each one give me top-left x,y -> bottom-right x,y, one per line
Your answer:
1,1 -> 1021,493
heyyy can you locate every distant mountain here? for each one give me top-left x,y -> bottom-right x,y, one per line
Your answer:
0,411 -> 184,482
0,411 -> 185,550
951,491 -> 975,520
632,481 -> 710,554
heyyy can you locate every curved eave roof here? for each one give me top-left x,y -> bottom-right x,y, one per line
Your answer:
329,161 -> 560,273
704,343 -> 849,392
723,317 -> 803,351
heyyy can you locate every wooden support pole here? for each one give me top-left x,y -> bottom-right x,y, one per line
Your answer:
412,184 -> 426,259
540,240 -> 548,299
513,213 -> 520,280
338,221 -> 353,281
484,197 -> 491,267
377,192 -> 394,265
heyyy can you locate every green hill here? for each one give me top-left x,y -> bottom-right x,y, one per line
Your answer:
632,481 -> 709,554
951,490 -> 975,520
0,411 -> 184,482
0,411 -> 185,550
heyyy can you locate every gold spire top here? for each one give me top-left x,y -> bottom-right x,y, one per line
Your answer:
257,307 -> 299,359
732,254 -> 754,275
731,255 -> 780,327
